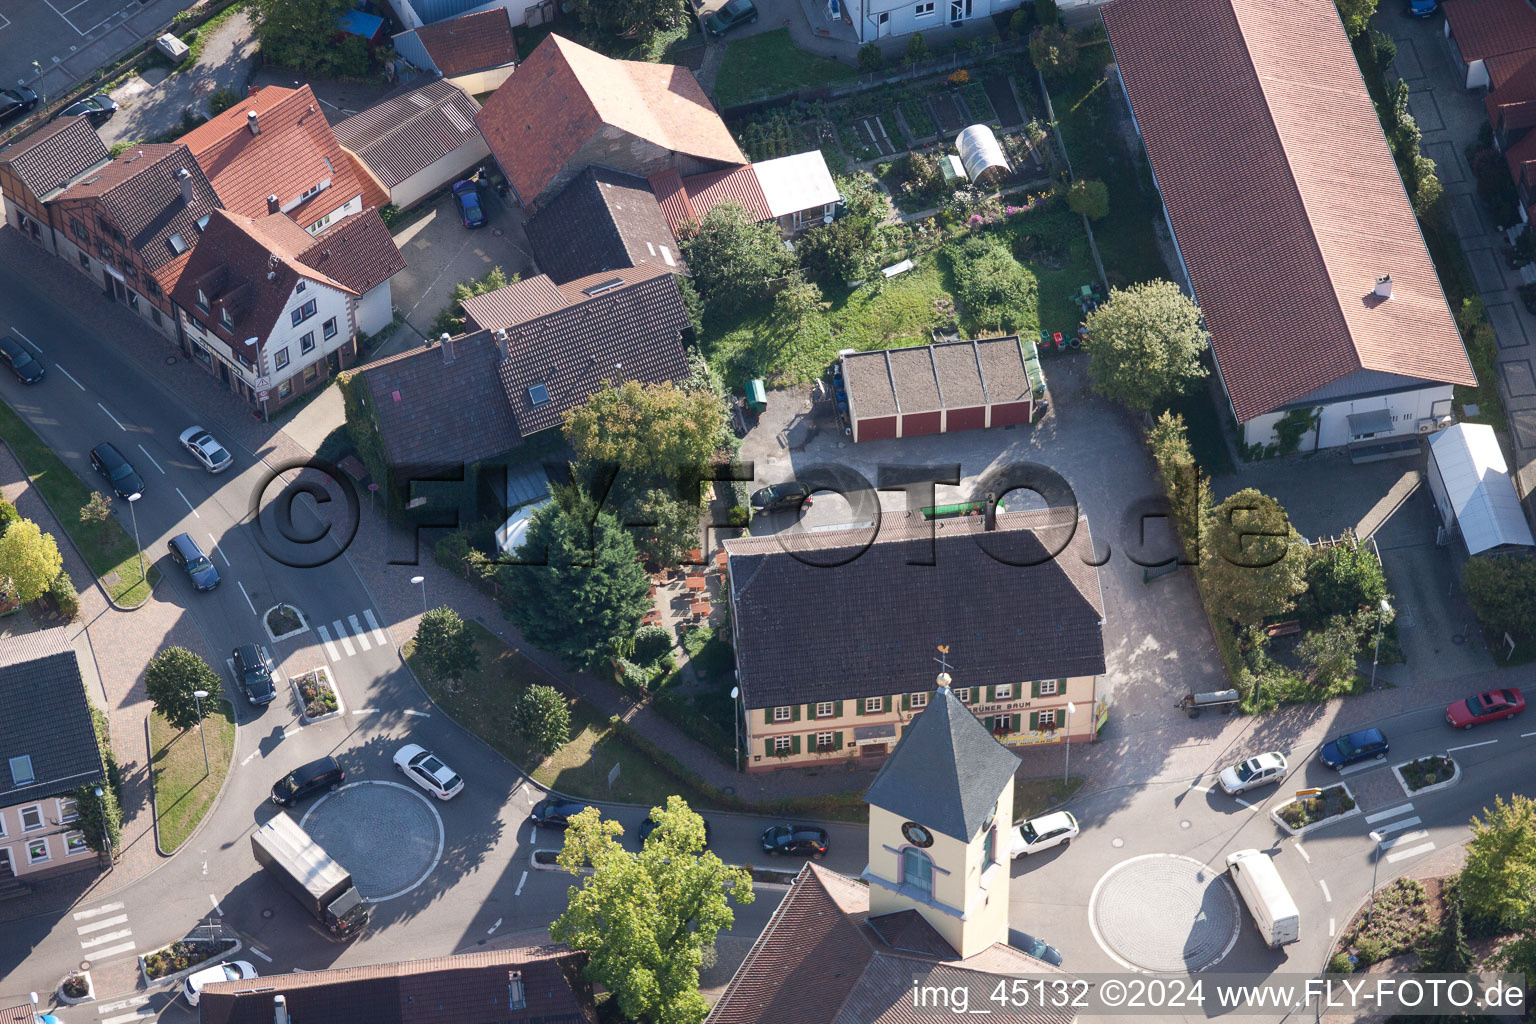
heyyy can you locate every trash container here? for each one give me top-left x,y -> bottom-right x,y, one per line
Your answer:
746,379 -> 767,412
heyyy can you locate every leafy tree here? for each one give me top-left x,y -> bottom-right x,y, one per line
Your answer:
566,0 -> 684,44
1085,280 -> 1210,411
857,42 -> 883,73
145,647 -> 222,731
1463,556 -> 1536,647
430,266 -> 513,337
678,276 -> 705,336
1200,488 -> 1308,626
249,0 -> 365,77
1370,29 -> 1396,71
510,684 -> 571,758
0,498 -> 20,538
1419,893 -> 1473,973
1305,537 -> 1388,617
632,624 -> 674,666
1458,795 -> 1536,933
1146,412 -> 1209,558
1029,25 -> 1077,78
0,519 -> 62,603
1008,6 -> 1033,37
771,272 -> 823,333
552,797 -> 753,1024
1495,926 -> 1536,987
906,32 -> 929,63
413,606 -> 480,686
1035,0 -> 1060,25
50,570 -> 79,622
71,782 -> 121,857
1334,0 -> 1378,38
498,492 -> 652,669
1066,178 -> 1109,220
80,491 -> 114,545
798,220 -> 874,287
678,204 -> 794,315
1413,155 -> 1443,216
564,380 -> 725,485
1296,613 -> 1363,686
626,489 -> 703,568
946,233 -> 1039,333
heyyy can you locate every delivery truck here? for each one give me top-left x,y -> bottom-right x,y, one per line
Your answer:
251,814 -> 369,937
1226,848 -> 1300,948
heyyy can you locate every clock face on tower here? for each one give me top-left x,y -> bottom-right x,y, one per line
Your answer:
901,821 -> 934,848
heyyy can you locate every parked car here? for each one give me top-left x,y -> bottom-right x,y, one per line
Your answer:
167,533 -> 220,591
1219,752 -> 1289,795
452,180 -> 486,229
393,743 -> 465,800
179,425 -> 233,473
1408,0 -> 1438,16
1318,727 -> 1389,769
57,94 -> 118,126
0,335 -> 44,384
1010,810 -> 1078,857
1445,688 -> 1525,729
89,442 -> 143,500
705,0 -> 758,35
638,815 -> 713,848
183,960 -> 257,1006
1015,930 -> 1063,966
0,87 -> 39,127
531,798 -> 593,828
750,481 -> 814,514
231,644 -> 276,706
760,824 -> 829,859
271,755 -> 345,806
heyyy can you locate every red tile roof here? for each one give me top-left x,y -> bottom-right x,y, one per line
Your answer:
1487,53 -> 1536,132
1102,0 -> 1475,423
411,8 -> 518,75
1444,0 -> 1536,64
179,84 -> 364,226
648,164 -> 772,236
0,116 -> 110,199
299,206 -> 406,294
476,33 -> 744,206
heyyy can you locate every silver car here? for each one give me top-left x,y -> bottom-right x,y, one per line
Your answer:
1219,751 -> 1288,795
179,425 -> 233,473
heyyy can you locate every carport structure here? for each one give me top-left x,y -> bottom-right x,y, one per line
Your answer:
1426,422 -> 1536,555
840,336 -> 1045,443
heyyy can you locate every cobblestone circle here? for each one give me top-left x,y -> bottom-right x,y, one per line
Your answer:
1091,854 -> 1240,972
301,783 -> 443,900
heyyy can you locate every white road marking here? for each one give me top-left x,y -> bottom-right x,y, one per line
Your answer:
487,917 -> 502,934
1337,759 -> 1385,776
531,825 -> 537,844
1329,917 -> 1336,937
76,913 -> 128,934
1379,829 -> 1430,851
137,444 -> 164,474
10,328 -> 41,353
1318,880 -> 1332,902
333,621 -> 356,656
1233,796 -> 1255,810
176,487 -> 199,517
73,901 -> 125,919
84,940 -> 138,960
515,871 -> 527,896
1374,816 -> 1423,835
210,894 -> 224,915
237,580 -> 257,615
98,402 -> 127,431
241,750 -> 260,766
1294,843 -> 1310,863
354,708 -> 380,714
348,614 -> 372,650
249,946 -> 272,962
1447,739 -> 1498,752
364,608 -> 390,646
316,624 -> 341,661
80,928 -> 134,948
95,995 -> 152,1013
1522,731 -> 1536,738
1187,784 -> 1211,793
1364,804 -> 1415,824
1386,841 -> 1437,863
404,709 -> 431,717
100,1008 -> 155,1024
56,364 -> 86,390
209,534 -> 229,566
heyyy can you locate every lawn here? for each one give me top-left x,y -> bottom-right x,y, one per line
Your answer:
1161,377 -> 1236,477
995,204 -> 1102,340
0,398 -> 160,605
148,703 -> 236,853
1013,776 -> 1085,820
712,30 -> 857,109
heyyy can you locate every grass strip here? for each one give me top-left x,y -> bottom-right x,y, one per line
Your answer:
148,704 -> 235,853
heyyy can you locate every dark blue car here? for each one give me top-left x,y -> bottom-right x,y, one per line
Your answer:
452,180 -> 486,229
1318,727 -> 1389,769
1409,0 -> 1438,17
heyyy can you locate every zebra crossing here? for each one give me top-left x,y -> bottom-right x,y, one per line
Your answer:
91,993 -> 156,1024
1364,802 -> 1437,863
72,900 -> 135,960
314,609 -> 391,662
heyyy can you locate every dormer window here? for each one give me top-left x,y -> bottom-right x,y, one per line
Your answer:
219,307 -> 234,330
196,214 -> 211,232
196,288 -> 209,312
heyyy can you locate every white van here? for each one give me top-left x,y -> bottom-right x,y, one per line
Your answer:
1225,849 -> 1300,948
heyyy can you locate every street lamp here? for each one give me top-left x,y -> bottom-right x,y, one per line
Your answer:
1366,830 -> 1386,928
127,492 -> 144,588
30,61 -> 44,106
730,686 -> 741,773
410,575 -> 427,616
192,689 -> 210,775
1063,701 -> 1076,783
93,785 -> 111,867
1370,598 -> 1393,690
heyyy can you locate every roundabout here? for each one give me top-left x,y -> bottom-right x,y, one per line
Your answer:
300,782 -> 445,901
1087,853 -> 1242,973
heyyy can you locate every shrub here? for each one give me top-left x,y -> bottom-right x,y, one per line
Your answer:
0,498 -> 19,537
1463,555 -> 1536,649
207,87 -> 238,116
50,570 -> 79,621
1008,7 -> 1033,36
1066,178 -> 1109,220
1029,25 -> 1077,78
946,233 -> 1039,333
728,505 -> 750,527
1328,951 -> 1354,974
1034,0 -> 1059,26
633,624 -> 674,666
906,32 -> 928,63
948,69 -> 970,86
857,42 -> 882,73
61,975 -> 88,998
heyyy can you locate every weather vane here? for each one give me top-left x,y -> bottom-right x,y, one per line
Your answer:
934,644 -> 952,674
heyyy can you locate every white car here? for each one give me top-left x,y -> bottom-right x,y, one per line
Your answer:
393,743 -> 464,800
183,960 -> 257,1005
1219,752 -> 1288,795
179,426 -> 233,473
1010,810 -> 1079,858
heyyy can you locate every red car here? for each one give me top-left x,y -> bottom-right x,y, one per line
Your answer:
1445,688 -> 1525,729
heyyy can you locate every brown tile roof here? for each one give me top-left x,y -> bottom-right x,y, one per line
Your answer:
1508,124 -> 1536,189
334,78 -> 486,190
355,331 -> 522,469
1443,0 -> 1536,63
723,508 -> 1105,711
180,84 -> 365,226
524,165 -> 684,283
1102,0 -> 1475,423
476,33 -> 744,205
49,143 -> 222,272
841,337 -> 1036,421
299,206 -> 406,294
462,274 -> 570,328
197,945 -> 593,1024
412,8 -> 518,75
0,115 -> 110,199
0,1005 -> 34,1024
865,911 -> 958,959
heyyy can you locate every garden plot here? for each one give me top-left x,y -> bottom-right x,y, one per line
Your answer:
850,115 -> 901,159
930,92 -> 970,134
899,99 -> 937,143
959,82 -> 998,125
984,76 -> 1024,126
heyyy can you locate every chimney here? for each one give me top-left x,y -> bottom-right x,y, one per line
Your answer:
247,109 -> 260,135
273,995 -> 289,1024
248,85 -> 259,98
494,329 -> 509,360
266,194 -> 279,215
1374,274 -> 1393,300
176,167 -> 194,205
441,334 -> 456,364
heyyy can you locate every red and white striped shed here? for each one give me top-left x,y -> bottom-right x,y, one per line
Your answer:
841,336 -> 1043,443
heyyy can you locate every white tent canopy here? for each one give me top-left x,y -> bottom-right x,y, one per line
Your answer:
1428,423 -> 1535,555
956,124 -> 1010,183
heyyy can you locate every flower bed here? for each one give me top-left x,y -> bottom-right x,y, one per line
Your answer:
142,938 -> 237,981
293,666 -> 340,722
1272,784 -> 1358,835
264,603 -> 306,641
1395,754 -> 1458,795
58,971 -> 93,1004
1328,877 -> 1434,972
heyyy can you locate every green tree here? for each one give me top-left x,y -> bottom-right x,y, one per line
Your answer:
632,624 -> 674,665
1296,613 -> 1363,686
564,380 -> 725,484
80,491 -> 114,545
1200,488 -> 1308,627
1029,25 -> 1077,78
144,647 -> 222,731
836,170 -> 887,225
1419,892 -> 1473,973
1035,0 -> 1060,25
678,204 -> 794,315
1413,155 -> 1443,217
249,0 -> 359,76
0,519 -> 63,603
946,233 -> 1039,333
1306,537 -> 1388,617
552,797 -> 753,1024
430,266 -> 513,337
413,606 -> 480,687
498,492 -> 652,669
1463,556 -> 1536,647
0,497 -> 22,537
1495,926 -> 1536,988
1459,795 -> 1536,932
1085,280 -> 1210,411
906,32 -> 929,63
797,220 -> 874,287
567,0 -> 684,43
1334,0 -> 1378,38
1146,412 -> 1209,558
771,272 -> 823,333
626,489 -> 703,568
71,782 -> 121,858
510,683 -> 571,758
1066,178 -> 1109,220
857,42 -> 883,73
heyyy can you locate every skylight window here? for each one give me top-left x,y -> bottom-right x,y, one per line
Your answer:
167,233 -> 188,254
196,215 -> 211,232
660,246 -> 675,267
528,384 -> 550,407
582,277 -> 626,297
9,755 -> 35,786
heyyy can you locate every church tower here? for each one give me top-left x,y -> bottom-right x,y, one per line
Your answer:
862,668 -> 1020,959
